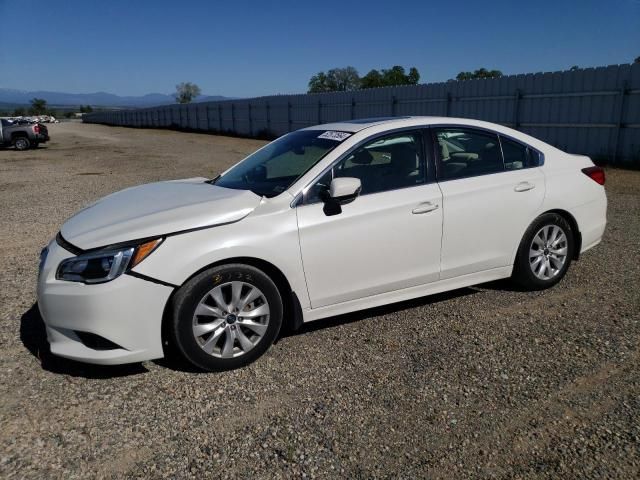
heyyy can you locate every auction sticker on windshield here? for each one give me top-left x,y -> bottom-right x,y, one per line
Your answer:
317,131 -> 351,141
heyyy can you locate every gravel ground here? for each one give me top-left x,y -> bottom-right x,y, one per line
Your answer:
1,122 -> 639,479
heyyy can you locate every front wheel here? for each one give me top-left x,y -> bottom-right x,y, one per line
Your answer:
512,213 -> 574,290
171,264 -> 283,372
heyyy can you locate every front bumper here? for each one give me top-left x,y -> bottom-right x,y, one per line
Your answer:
37,239 -> 173,365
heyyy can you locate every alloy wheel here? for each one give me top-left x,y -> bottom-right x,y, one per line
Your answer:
529,225 -> 568,280
192,281 -> 270,358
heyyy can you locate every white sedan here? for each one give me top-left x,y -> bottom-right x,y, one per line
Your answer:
37,117 -> 607,371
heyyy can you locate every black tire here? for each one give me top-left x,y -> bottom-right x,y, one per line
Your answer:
13,136 -> 30,151
171,264 -> 283,372
512,213 -> 575,290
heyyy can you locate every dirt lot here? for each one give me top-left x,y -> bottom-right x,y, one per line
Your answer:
1,122 -> 639,479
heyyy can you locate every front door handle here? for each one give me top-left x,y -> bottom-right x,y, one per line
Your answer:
412,202 -> 439,214
514,182 -> 535,192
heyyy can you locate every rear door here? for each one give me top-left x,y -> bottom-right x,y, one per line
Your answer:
433,127 -> 545,279
296,129 -> 443,308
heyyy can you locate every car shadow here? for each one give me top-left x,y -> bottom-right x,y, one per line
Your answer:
153,353 -> 205,373
21,286 -> 483,376
475,278 -> 528,292
279,286 -> 479,340
20,303 -> 148,379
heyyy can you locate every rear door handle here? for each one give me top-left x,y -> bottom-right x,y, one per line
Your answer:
514,182 -> 535,192
412,202 -> 439,214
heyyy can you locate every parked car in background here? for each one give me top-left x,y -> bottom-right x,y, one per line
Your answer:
9,118 -> 34,125
37,117 -> 607,371
0,118 -> 49,150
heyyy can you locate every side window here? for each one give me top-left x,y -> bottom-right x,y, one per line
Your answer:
337,131 -> 426,194
500,136 -> 529,170
528,148 -> 543,167
434,128 -> 503,180
304,131 -> 426,204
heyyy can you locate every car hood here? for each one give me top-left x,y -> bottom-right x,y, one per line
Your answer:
60,177 -> 261,249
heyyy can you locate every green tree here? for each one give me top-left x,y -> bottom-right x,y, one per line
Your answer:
359,66 -> 421,89
327,66 -> 360,91
360,69 -> 383,88
308,67 -> 360,93
175,82 -> 201,104
308,72 -> 330,93
382,66 -> 402,85
79,105 -> 94,113
12,107 -> 26,116
407,67 -> 420,84
381,66 -> 409,86
309,65 -> 421,92
456,68 -> 503,81
29,98 -> 47,115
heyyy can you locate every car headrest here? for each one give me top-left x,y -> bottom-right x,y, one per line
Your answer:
351,149 -> 374,165
438,139 -> 450,160
391,144 -> 417,173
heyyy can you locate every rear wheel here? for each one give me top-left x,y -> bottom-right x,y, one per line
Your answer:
13,137 -> 30,151
171,264 -> 283,371
512,213 -> 574,290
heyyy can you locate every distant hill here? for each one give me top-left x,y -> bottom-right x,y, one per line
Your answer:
0,88 -> 232,108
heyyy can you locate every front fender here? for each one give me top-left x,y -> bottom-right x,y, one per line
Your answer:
132,208 -> 310,310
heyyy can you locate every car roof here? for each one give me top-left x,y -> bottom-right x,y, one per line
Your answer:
300,116 -> 558,157
301,116 -> 508,133
301,117 -> 411,133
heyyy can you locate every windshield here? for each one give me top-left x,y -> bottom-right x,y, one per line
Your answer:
213,130 -> 350,197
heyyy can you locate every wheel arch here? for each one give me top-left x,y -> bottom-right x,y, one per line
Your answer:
160,256 -> 303,354
543,209 -> 582,260
512,208 -> 582,268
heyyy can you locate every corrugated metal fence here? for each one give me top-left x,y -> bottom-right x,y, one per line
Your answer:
84,64 -> 640,164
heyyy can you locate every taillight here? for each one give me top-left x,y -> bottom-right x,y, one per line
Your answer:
33,124 -> 40,134
582,166 -> 605,185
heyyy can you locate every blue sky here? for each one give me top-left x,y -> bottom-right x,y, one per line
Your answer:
1,0 -> 638,97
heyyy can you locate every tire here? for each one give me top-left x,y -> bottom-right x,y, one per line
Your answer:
171,264 -> 283,372
13,137 -> 30,151
512,213 -> 575,290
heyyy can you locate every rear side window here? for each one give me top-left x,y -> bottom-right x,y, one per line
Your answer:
434,128 -> 503,180
500,136 -> 543,170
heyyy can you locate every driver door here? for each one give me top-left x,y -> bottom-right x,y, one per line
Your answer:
296,130 -> 443,309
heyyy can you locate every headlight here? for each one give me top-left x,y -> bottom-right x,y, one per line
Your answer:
56,238 -> 163,284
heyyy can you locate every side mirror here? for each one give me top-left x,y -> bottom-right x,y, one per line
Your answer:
321,177 -> 361,216
329,177 -> 361,203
